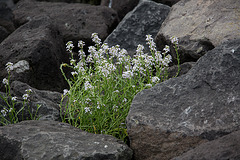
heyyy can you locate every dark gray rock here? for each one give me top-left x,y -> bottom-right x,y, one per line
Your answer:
101,0 -> 139,20
172,130 -> 240,160
155,0 -> 240,63
0,17 -> 69,92
0,120 -> 133,160
13,0 -> 119,43
0,2 -> 15,43
104,1 -> 170,57
126,39 -> 240,160
141,0 -> 180,7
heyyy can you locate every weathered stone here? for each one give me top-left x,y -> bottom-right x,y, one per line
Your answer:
10,81 -> 61,121
0,120 -> 133,160
167,61 -> 195,78
104,1 -> 170,57
1,0 -> 15,8
0,2 -> 15,42
126,39 -> 240,160
0,17 -> 69,92
155,0 -> 240,63
172,130 -> 240,160
13,0 -> 119,43
101,0 -> 139,20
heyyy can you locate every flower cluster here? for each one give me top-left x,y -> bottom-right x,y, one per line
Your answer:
60,33 -> 179,142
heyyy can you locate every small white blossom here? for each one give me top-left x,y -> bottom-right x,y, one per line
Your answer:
70,59 -> 76,66
6,62 -> 14,72
22,93 -> 29,100
123,98 -> 127,103
145,84 -> 152,88
163,45 -> 170,53
11,96 -> 17,101
2,78 -> 8,86
91,33 -> 101,45
122,70 -> 134,79
170,36 -> 179,44
25,89 -> 32,94
231,49 -> 235,53
151,76 -> 160,83
78,40 -> 85,48
63,89 -> 69,96
1,109 -> 8,117
84,81 -> 93,90
84,107 -> 91,114
71,71 -> 78,76
85,98 -> 91,104
104,145 -> 108,148
113,90 -> 119,93
113,105 -> 118,112
9,108 -> 13,112
66,41 -> 74,52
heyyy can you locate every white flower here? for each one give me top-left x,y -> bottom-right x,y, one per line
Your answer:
231,49 -> 235,53
123,98 -> 127,103
91,33 -> 101,45
85,98 -> 91,104
84,81 -> 93,90
70,59 -> 76,65
9,108 -> 13,112
113,105 -> 118,112
84,107 -> 91,114
104,145 -> 108,148
22,93 -> 29,100
1,109 -> 8,117
25,89 -> 32,94
145,84 -> 152,88
136,44 -> 144,55
11,96 -> 17,101
151,76 -> 160,83
122,70 -> 134,79
170,36 -> 179,44
78,50 -> 86,60
2,78 -> 8,85
6,62 -> 14,72
71,71 -> 78,76
66,41 -> 74,52
63,89 -> 69,96
78,40 -> 85,48
163,45 -> 170,53
113,90 -> 119,93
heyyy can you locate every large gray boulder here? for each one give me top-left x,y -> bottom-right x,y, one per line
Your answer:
126,39 -> 240,160
172,130 -> 240,160
0,120 -> 133,159
104,1 -> 170,56
0,17 -> 69,92
155,0 -> 240,63
13,0 -> 119,43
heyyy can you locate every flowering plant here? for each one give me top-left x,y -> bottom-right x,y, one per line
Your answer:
60,33 -> 179,142
0,62 -> 41,125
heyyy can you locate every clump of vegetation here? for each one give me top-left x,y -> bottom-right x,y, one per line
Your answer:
60,33 -> 179,142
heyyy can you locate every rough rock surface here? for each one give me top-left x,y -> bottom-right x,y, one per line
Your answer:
101,0 -> 139,20
172,130 -> 240,160
0,17 -> 69,92
0,2 -> 15,43
104,1 -> 170,56
155,0 -> 240,63
0,120 -> 133,160
10,81 -> 62,121
13,0 -> 119,43
126,39 -> 240,160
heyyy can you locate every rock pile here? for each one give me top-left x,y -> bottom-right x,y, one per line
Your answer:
0,0 -> 240,159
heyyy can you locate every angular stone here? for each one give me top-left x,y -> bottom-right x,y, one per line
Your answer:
155,0 -> 240,63
126,39 -> 240,160
0,120 -> 133,160
13,0 -> 119,42
172,130 -> 240,160
0,17 -> 69,92
104,1 -> 170,57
